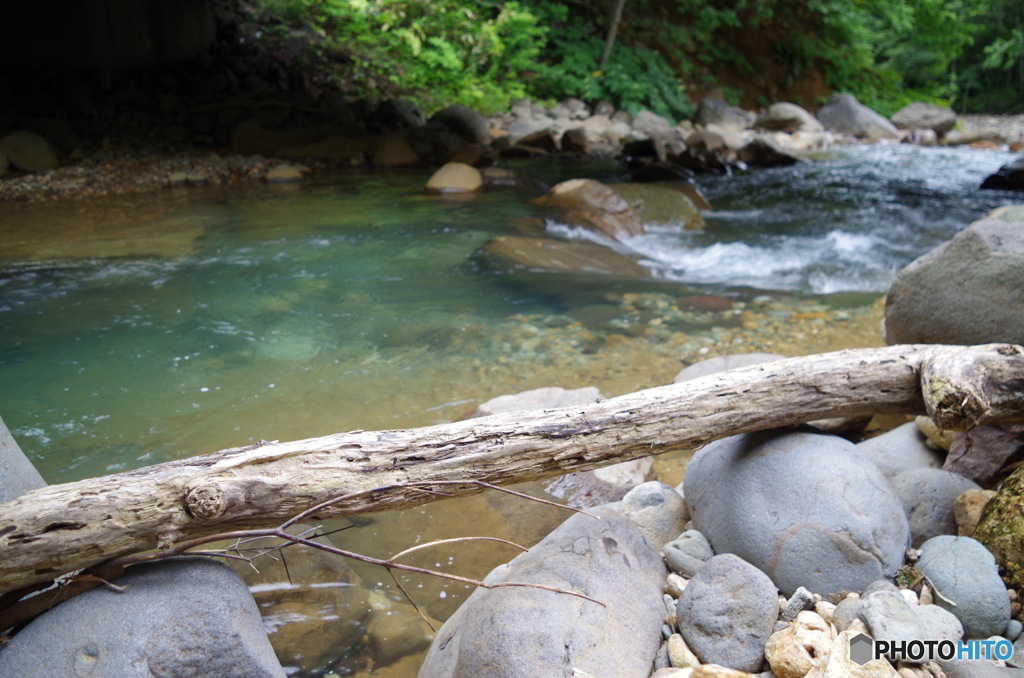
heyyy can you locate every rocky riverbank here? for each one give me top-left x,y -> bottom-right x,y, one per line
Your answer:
2,89 -> 1023,204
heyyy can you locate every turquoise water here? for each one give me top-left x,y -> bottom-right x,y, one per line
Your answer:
0,173 -> 569,482
0,145 -> 1018,676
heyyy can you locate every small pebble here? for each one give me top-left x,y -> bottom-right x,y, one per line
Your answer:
815,600 -> 837,623
666,573 -> 687,598
900,588 -> 919,606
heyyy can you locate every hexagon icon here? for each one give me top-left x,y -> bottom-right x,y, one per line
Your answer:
849,632 -> 875,665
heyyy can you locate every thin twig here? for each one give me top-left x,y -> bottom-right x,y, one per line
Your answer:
385,566 -> 437,632
390,536 -> 528,562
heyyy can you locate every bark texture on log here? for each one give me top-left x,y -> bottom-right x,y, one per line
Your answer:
0,343 -> 1022,593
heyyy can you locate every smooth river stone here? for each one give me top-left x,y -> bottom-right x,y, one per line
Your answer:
683,430 -> 910,597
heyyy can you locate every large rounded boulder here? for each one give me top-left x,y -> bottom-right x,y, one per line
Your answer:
890,102 -> 957,135
683,430 -> 910,597
816,93 -> 899,140
418,507 -> 667,678
755,102 -> 824,133
883,206 -> 1024,345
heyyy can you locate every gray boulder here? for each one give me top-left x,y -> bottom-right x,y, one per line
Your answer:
0,414 -> 46,501
694,98 -> 756,133
981,156 -> 1024,191
683,430 -> 910,596
816,93 -> 900,140
883,206 -> 1024,345
632,110 -> 673,137
428,104 -> 492,144
891,468 -> 982,547
0,559 -> 286,678
619,481 -> 689,549
507,117 -> 554,145
737,137 -> 800,166
755,102 -> 824,133
917,535 -> 1011,639
675,553 -> 778,672
418,507 -> 667,678
891,102 -> 957,135
664,529 -> 715,577
856,421 -> 945,478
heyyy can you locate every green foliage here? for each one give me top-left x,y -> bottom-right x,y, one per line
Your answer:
957,0 -> 1024,111
531,34 -> 693,122
257,0 -> 548,113
253,0 -> 1022,118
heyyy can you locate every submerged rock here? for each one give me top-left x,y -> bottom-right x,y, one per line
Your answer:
227,533 -> 370,676
480,235 -> 651,279
611,182 -> 706,230
532,178 -> 645,241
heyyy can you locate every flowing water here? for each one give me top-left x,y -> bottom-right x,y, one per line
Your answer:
0,143 -> 1018,675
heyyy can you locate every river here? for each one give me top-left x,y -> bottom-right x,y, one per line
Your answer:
0,142 -> 1017,676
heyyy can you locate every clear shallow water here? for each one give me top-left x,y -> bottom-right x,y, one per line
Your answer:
0,143 -> 1019,676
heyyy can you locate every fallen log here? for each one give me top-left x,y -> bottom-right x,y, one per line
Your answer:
1,343 -> 1022,594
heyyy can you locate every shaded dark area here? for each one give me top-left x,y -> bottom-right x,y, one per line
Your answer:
0,0 -> 359,153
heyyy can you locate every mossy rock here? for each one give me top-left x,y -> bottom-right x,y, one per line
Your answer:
974,466 -> 1024,590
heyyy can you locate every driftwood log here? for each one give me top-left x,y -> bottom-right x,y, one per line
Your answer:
1,343 -> 1022,595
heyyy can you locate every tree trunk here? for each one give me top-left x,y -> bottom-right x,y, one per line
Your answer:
599,0 -> 628,68
1,344 -> 1022,594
